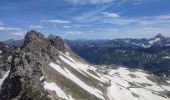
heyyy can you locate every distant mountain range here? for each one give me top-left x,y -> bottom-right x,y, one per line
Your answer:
3,39 -> 24,48
66,34 -> 170,78
2,34 -> 170,78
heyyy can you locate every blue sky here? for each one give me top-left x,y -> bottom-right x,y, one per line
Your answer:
0,0 -> 170,40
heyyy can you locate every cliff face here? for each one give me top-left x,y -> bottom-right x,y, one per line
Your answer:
0,31 -> 67,99
0,31 -> 169,100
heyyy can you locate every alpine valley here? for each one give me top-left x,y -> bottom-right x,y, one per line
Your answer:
0,31 -> 169,100
67,34 -> 170,78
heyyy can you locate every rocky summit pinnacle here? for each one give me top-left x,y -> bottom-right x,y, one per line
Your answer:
0,31 -> 169,100
0,31 -> 67,99
47,34 -> 65,52
22,30 -> 47,51
154,33 -> 165,39
25,30 -> 45,41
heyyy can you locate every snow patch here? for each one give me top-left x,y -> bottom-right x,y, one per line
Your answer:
0,70 -> 10,89
103,67 -> 169,100
161,85 -> 170,91
8,55 -> 12,61
167,80 -> 170,84
66,52 -> 69,55
130,88 -> 168,100
0,50 -> 2,54
149,38 -> 160,45
132,42 -> 140,46
49,62 -> 104,99
59,52 -> 108,83
44,81 -> 74,100
57,60 -> 61,64
163,56 -> 170,59
40,76 -> 44,81
141,44 -> 151,48
125,40 -> 130,43
107,81 -> 138,100
166,44 -> 170,46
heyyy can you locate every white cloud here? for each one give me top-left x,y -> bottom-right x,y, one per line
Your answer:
115,0 -> 154,7
102,18 -> 137,25
124,27 -> 170,38
0,27 -> 21,31
63,25 -> 70,28
100,14 -> 170,25
134,15 -> 170,25
0,21 -> 3,26
73,6 -> 109,23
89,30 -> 94,33
74,12 -> 100,23
102,12 -> 120,18
42,19 -> 70,24
140,27 -> 170,34
11,31 -> 26,37
65,0 -> 114,5
65,31 -> 84,35
29,25 -> 43,29
155,15 -> 170,20
74,13 -> 170,26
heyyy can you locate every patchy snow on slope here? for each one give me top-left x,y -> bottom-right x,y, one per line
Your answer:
141,44 -> 151,48
130,88 -> 168,100
44,81 -> 74,100
108,68 -> 149,84
59,52 -> 77,63
58,55 -> 86,76
161,85 -> 170,91
0,70 -> 10,89
59,52 -> 108,83
166,44 -> 170,46
132,42 -> 140,46
107,81 -> 139,100
55,51 -> 169,100
163,56 -> 170,59
66,52 -> 69,55
104,74 -> 130,88
149,38 -> 160,45
167,80 -> 170,84
49,62 -> 104,99
0,50 -> 2,54
101,67 -> 169,100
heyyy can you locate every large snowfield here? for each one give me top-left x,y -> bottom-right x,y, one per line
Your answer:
42,51 -> 170,100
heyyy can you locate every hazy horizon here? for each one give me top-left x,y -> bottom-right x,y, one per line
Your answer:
1,32 -> 169,42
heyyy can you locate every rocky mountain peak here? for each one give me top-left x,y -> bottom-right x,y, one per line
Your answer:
25,30 -> 45,42
22,31 -> 66,53
47,34 -> 65,52
0,31 -> 65,99
154,33 -> 165,39
24,30 -> 46,45
21,31 -> 66,65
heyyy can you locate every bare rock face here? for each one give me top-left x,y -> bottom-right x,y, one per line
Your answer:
0,31 -> 66,99
47,34 -> 65,52
0,42 -> 12,79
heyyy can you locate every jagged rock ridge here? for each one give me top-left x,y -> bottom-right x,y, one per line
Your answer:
0,31 -> 169,100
